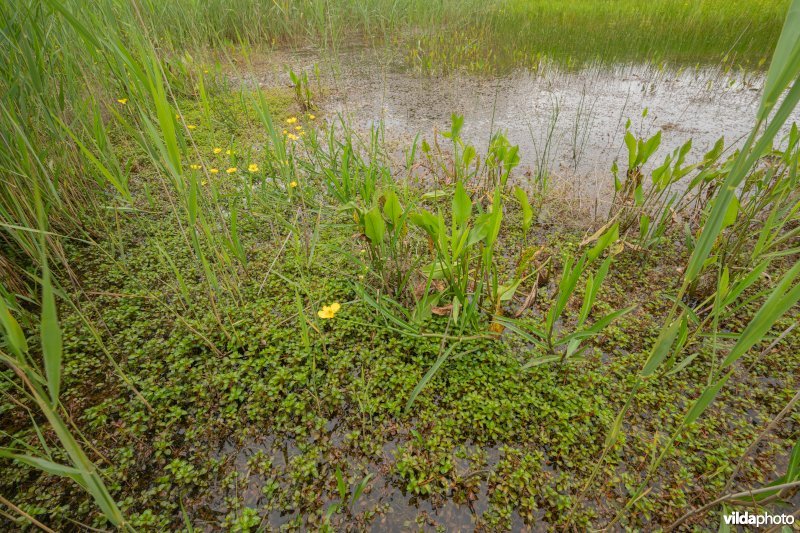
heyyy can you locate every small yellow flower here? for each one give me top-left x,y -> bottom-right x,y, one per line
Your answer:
201,180 -> 207,186
286,117 -> 297,124
282,129 -> 288,135
213,147 -> 222,154
308,114 -> 315,120
190,164 -> 201,170
295,125 -> 303,131
226,149 -> 235,155
317,302 -> 341,319
248,163 -> 259,173
203,69 -> 209,74
287,133 -> 299,141
117,98 -> 128,105
187,124 -> 197,130
210,168 -> 219,174
226,167 -> 237,174
290,181 -> 298,188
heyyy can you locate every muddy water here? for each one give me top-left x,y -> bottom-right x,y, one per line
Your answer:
248,48 -> 797,213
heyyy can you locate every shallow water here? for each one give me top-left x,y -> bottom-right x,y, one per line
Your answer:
246,48 -> 798,213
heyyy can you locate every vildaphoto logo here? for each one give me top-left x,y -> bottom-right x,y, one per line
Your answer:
723,511 -> 795,527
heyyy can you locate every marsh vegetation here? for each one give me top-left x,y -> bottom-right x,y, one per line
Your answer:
1,0 -> 799,531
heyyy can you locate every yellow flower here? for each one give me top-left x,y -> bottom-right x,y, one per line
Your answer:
290,181 -> 298,188
282,129 -> 288,135
286,117 -> 297,124
117,98 -> 128,105
226,149 -> 235,155
201,180 -> 207,186
317,302 -> 341,319
213,147 -> 222,154
210,168 -> 219,174
287,133 -> 299,141
226,167 -> 237,174
187,124 -> 197,130
307,114 -> 315,120
189,164 -> 201,170
295,125 -> 303,131
248,163 -> 259,173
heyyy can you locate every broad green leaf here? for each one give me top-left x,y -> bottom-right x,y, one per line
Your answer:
450,114 -> 464,140
633,184 -> 644,206
383,190 -> 403,226
721,195 -> 740,229
452,181 -> 472,228
410,210 -> 439,237
463,145 -> 476,167
498,279 -> 522,301
625,131 -> 637,169
364,206 -> 386,244
513,186 -> 533,234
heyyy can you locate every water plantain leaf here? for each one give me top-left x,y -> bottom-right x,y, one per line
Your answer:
410,209 -> 438,237
513,186 -> 533,234
453,180 -> 472,228
383,190 -> 403,226
625,131 -> 637,169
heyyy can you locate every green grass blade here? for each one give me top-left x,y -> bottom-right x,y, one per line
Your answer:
720,261 -> 800,369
